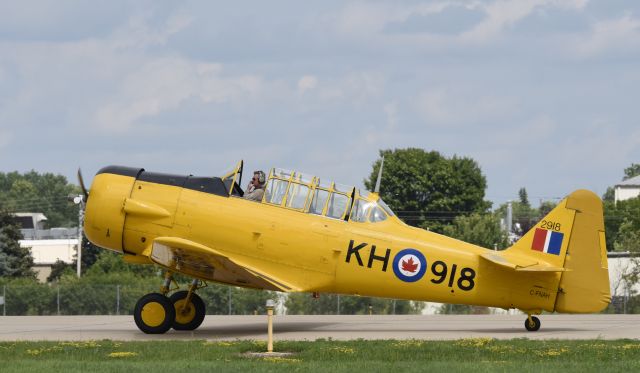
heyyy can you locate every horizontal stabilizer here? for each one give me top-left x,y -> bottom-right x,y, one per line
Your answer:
515,264 -> 566,272
480,252 -> 565,272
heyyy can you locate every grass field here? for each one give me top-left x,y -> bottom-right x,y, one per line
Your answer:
1,338 -> 639,372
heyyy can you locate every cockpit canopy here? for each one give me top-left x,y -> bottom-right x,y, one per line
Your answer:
220,161 -> 395,223
262,167 -> 395,223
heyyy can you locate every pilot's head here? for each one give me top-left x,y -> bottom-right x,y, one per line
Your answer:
252,170 -> 266,188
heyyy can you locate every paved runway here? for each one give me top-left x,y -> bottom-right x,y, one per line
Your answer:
0,315 -> 638,341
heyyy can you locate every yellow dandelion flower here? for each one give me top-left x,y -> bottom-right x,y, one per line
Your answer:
59,341 -> 101,349
535,348 -> 567,357
486,345 -> 512,353
263,357 -> 301,363
328,346 -> 355,354
622,344 -> 640,350
455,338 -> 493,347
204,341 -> 234,347
251,341 -> 267,349
108,352 -> 138,358
392,340 -> 424,348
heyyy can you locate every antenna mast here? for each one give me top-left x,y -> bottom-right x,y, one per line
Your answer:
374,156 -> 385,193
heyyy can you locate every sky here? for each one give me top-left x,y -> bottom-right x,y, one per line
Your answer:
0,0 -> 639,208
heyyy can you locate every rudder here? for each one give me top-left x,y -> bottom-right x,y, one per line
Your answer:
554,190 -> 610,313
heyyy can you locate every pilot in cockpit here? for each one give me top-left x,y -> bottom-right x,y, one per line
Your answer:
244,170 -> 266,202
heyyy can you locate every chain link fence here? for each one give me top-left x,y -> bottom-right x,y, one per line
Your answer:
0,283 -> 274,316
1,283 -> 637,316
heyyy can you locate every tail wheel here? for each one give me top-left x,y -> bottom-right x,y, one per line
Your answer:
525,316 -> 541,332
170,290 -> 206,331
134,293 -> 176,334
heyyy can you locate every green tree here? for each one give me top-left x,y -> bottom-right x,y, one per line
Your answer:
495,189 -> 563,237
47,259 -> 74,282
495,200 -> 539,235
285,293 -> 421,315
538,201 -> 556,217
623,163 -> 640,181
198,285 -> 235,314
228,287 -> 277,315
602,187 -> 615,202
79,237 -> 101,269
0,277 -> 56,315
191,284 -> 276,315
440,213 -> 508,314
604,198 -> 640,251
518,187 -> 530,207
0,171 -> 80,227
437,303 -> 491,314
613,221 -> 640,253
364,148 -> 490,232
4,180 -> 40,212
49,237 -> 105,282
443,213 -> 509,250
85,251 -> 159,278
0,210 -> 36,278
64,237 -> 103,279
285,293 -> 341,314
601,164 -> 640,251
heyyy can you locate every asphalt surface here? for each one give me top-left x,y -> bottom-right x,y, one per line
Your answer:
1,314 -> 638,341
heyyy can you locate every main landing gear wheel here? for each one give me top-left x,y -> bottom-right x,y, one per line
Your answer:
134,293 -> 176,334
170,290 -> 206,331
525,315 -> 541,332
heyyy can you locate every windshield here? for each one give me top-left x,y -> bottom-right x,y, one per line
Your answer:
349,196 -> 395,223
378,198 -> 395,216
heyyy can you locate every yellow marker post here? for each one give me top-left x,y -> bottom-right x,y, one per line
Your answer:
266,299 -> 275,353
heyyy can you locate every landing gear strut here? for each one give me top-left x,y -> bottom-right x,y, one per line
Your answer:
525,315 -> 541,331
133,273 -> 207,334
170,279 -> 206,331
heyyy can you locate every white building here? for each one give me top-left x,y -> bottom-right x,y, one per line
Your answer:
615,175 -> 640,202
608,253 -> 640,297
11,212 -> 79,282
20,239 -> 78,282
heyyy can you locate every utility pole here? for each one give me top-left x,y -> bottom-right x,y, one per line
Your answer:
76,199 -> 84,278
68,194 -> 85,278
506,201 -> 513,235
116,285 -> 120,315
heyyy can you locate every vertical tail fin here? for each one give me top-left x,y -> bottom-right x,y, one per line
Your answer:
554,190 -> 610,312
505,190 -> 610,313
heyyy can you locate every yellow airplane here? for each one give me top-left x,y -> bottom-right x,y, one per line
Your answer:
80,160 -> 610,334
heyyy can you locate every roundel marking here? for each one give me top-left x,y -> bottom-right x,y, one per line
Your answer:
392,248 -> 427,283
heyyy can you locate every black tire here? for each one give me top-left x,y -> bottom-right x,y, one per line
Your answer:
525,316 -> 541,331
170,290 -> 206,331
133,293 -> 175,334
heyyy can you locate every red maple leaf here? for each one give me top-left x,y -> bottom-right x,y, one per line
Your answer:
402,257 -> 419,273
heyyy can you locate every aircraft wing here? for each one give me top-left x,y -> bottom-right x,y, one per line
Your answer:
480,252 -> 566,272
149,236 -> 300,292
